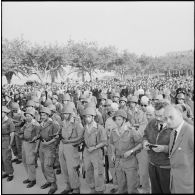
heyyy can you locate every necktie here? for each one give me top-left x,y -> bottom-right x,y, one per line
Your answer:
170,130 -> 177,154
159,124 -> 163,131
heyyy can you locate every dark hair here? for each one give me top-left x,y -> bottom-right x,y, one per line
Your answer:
154,101 -> 169,111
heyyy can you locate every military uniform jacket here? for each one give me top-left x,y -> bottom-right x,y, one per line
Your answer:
39,119 -> 60,148
84,122 -> 107,148
2,116 -> 15,149
21,120 -> 40,142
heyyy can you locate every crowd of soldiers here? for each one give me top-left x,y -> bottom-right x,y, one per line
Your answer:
2,74 -> 194,194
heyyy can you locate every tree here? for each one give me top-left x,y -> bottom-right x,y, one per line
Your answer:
2,38 -> 30,84
22,44 -> 67,83
66,40 -> 100,82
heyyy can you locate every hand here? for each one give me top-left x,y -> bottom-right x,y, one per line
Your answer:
111,155 -> 116,162
143,140 -> 150,150
87,146 -> 96,153
123,150 -> 133,158
152,145 -> 165,153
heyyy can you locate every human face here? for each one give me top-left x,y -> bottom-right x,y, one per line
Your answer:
130,102 -> 136,108
177,98 -> 184,104
63,100 -> 69,105
113,97 -> 119,102
25,113 -> 33,123
119,101 -> 126,107
40,112 -> 48,121
164,107 -> 183,129
101,99 -> 106,105
141,104 -> 148,112
41,96 -> 46,102
146,111 -> 154,122
85,115 -> 93,124
52,98 -> 57,104
155,108 -> 165,124
114,116 -> 125,127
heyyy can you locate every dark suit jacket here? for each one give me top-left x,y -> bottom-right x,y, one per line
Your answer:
169,121 -> 194,193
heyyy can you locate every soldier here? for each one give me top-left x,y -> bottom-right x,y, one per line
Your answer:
10,102 -> 25,164
112,92 -> 120,104
4,93 -> 13,110
26,100 -> 40,122
59,105 -> 84,194
82,107 -> 107,193
98,94 -> 107,115
52,95 -> 63,114
19,108 -> 40,188
39,107 -> 60,194
110,110 -> 143,193
104,106 -> 118,193
48,104 -> 62,175
2,106 -> 15,182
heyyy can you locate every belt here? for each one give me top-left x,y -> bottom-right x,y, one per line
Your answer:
149,162 -> 170,169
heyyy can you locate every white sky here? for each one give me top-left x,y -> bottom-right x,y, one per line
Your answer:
2,1 -> 194,57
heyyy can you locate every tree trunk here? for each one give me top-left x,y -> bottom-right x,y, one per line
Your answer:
82,67 -> 85,82
5,72 -> 14,84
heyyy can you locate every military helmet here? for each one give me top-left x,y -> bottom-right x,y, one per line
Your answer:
119,97 -> 127,103
82,98 -> 90,103
31,96 -> 39,103
176,93 -> 185,100
44,99 -> 53,107
100,94 -> 107,100
113,92 -> 120,98
79,94 -> 86,100
11,102 -> 20,110
105,99 -> 113,106
113,110 -> 127,120
83,107 -> 96,116
26,100 -> 35,107
40,107 -> 51,115
85,102 -> 96,109
62,93 -> 71,101
107,106 -> 115,114
61,105 -> 74,114
129,96 -> 138,103
25,108 -> 35,117
2,106 -> 10,113
48,104 -> 56,112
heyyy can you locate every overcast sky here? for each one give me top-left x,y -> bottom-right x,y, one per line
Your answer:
2,1 -> 194,57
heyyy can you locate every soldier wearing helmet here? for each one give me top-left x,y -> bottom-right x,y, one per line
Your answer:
52,94 -> 63,114
59,104 -> 84,194
19,108 -> 40,188
82,106 -> 107,193
110,109 -> 142,193
38,107 -> 60,194
112,92 -> 120,104
47,104 -> 62,175
2,106 -> 15,182
26,100 -> 40,122
104,107 -> 118,193
10,102 -> 25,164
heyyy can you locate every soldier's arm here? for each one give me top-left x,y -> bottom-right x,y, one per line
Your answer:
9,120 -> 15,146
129,128 -> 143,153
68,122 -> 84,144
47,122 -> 60,144
109,131 -> 116,157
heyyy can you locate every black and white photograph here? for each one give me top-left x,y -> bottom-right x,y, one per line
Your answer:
1,1 -> 194,194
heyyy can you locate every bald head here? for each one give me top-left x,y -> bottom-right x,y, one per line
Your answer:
164,104 -> 183,129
